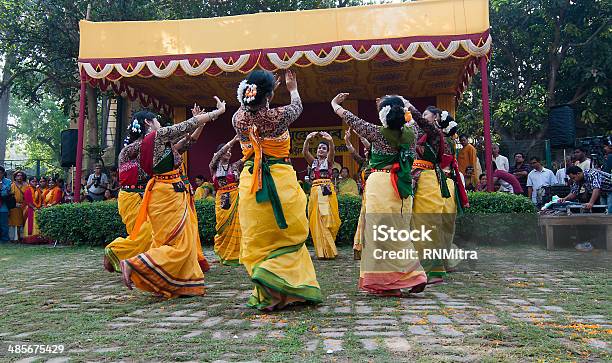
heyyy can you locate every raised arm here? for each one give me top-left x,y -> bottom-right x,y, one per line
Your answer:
275,70 -> 303,130
344,128 -> 365,165
320,131 -> 335,165
302,132 -> 317,165
331,93 -> 379,142
209,135 -> 240,175
157,97 -> 225,144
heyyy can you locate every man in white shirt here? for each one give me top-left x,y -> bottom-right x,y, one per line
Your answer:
86,165 -> 108,202
492,144 -> 509,172
526,156 -> 557,205
573,147 -> 592,171
555,157 -> 572,185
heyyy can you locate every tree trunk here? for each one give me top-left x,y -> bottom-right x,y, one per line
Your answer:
86,84 -> 98,170
0,53 -> 15,163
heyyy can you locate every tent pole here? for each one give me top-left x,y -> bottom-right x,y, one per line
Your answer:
74,73 -> 86,202
480,56 -> 493,192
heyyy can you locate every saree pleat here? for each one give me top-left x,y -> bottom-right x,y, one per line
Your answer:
411,169 -> 457,278
104,190 -> 153,272
239,163 -> 322,309
127,171 -> 205,298
359,172 -> 427,293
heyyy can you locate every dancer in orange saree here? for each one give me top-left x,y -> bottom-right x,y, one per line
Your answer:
43,179 -> 63,207
105,110 -> 209,274
233,70 -> 321,310
119,100 -> 224,298
332,93 -> 427,296
209,135 -> 243,266
22,176 -> 43,244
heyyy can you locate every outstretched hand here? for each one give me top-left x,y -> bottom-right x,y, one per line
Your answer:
285,70 -> 297,92
214,96 -> 226,114
332,93 -> 349,106
191,103 -> 204,117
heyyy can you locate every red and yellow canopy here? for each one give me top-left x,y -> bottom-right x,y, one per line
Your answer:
78,0 -> 491,113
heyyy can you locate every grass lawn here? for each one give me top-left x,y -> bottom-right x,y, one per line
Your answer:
0,243 -> 610,362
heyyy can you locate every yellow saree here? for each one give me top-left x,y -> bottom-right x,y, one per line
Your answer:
308,179 -> 340,259
213,183 -> 241,266
104,190 -> 153,272
239,130 -> 321,310
127,170 -> 205,298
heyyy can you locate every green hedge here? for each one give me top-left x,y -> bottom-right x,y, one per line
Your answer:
37,192 -> 536,247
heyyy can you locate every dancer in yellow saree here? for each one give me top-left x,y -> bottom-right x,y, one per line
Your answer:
332,93 -> 427,296
233,70 -> 321,310
303,131 -> 340,259
209,135 -> 243,266
119,101 -> 225,298
410,105 -> 469,284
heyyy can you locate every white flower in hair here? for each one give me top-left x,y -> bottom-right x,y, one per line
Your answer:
441,111 -> 449,122
378,105 -> 391,128
237,80 -> 258,106
443,121 -> 458,135
129,119 -> 141,133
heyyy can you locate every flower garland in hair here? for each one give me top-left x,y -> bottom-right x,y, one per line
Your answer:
378,105 -> 391,128
443,121 -> 458,136
441,111 -> 449,122
237,80 -> 258,106
130,119 -> 141,134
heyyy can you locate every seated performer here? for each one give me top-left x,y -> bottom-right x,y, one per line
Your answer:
303,131 -> 340,259
233,69 -> 321,310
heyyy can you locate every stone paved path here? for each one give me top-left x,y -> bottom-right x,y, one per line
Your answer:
0,244 -> 610,362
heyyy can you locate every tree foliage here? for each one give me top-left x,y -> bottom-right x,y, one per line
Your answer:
458,0 -> 611,141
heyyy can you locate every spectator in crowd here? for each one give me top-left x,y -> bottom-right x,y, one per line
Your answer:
0,166 -> 12,243
43,178 -> 63,207
107,166 -> 120,198
603,143 -> 612,174
458,134 -> 481,186
492,161 -> 523,194
476,173 -> 487,191
337,167 -> 359,196
104,189 -> 116,201
573,147 -> 592,171
464,166 -> 476,191
86,164 -> 108,201
555,156 -> 573,185
560,166 -> 612,213
331,167 -> 340,188
194,175 -> 214,200
509,152 -> 531,196
9,170 -> 27,241
39,177 -> 48,195
492,143 -> 509,171
527,156 -> 557,206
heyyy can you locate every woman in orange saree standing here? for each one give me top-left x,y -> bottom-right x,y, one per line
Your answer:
43,179 -> 63,207
120,99 -> 224,298
9,171 -> 28,241
22,176 -> 42,244
233,69 -> 321,310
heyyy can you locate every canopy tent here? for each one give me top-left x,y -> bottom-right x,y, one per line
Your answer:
76,0 -> 494,200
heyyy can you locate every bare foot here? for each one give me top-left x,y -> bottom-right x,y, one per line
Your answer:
120,260 -> 133,290
409,282 -> 427,294
103,255 -> 115,273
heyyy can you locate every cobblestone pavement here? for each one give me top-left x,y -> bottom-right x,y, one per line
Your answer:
0,244 -> 610,362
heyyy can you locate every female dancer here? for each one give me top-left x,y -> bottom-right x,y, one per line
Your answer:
233,69 -> 321,310
302,132 -> 340,259
22,176 -> 42,244
43,178 -> 63,207
9,171 -> 27,241
331,93 -> 427,296
409,104 -> 468,284
209,135 -> 243,266
103,111 -> 156,273
119,98 -> 225,298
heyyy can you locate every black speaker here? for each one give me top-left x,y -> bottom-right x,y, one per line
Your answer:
548,105 -> 576,148
60,129 -> 78,167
